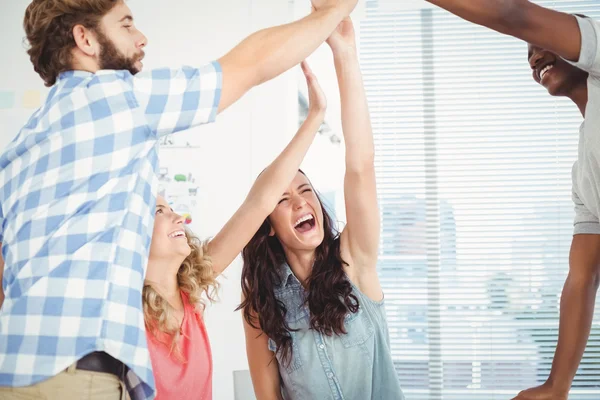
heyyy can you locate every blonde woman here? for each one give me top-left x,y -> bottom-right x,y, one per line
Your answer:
142,61 -> 326,400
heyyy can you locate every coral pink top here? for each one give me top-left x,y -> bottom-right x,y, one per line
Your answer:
147,292 -> 212,400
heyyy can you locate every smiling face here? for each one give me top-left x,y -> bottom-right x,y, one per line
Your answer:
268,171 -> 325,253
148,196 -> 191,265
527,43 -> 588,97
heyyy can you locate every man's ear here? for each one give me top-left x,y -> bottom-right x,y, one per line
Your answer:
72,24 -> 98,57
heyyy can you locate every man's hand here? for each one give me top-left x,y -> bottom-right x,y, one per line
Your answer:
511,381 -> 567,400
311,0 -> 358,17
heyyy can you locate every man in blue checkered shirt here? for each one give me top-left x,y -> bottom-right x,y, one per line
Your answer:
0,0 -> 358,399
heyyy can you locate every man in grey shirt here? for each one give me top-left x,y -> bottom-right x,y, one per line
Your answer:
424,1 -> 600,399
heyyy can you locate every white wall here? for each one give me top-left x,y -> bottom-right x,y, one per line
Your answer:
0,1 -> 49,150
0,1 -> 348,399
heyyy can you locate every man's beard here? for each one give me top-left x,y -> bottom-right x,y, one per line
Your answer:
96,30 -> 143,75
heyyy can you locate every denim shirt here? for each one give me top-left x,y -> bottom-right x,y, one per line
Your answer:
268,263 -> 405,400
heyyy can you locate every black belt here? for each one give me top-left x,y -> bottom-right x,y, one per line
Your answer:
76,351 -> 126,381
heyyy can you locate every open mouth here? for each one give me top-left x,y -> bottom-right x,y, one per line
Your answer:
293,213 -> 316,234
538,62 -> 555,82
168,230 -> 186,239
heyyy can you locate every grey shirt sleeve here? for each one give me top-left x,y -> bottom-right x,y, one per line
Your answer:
569,16 -> 600,78
573,177 -> 600,235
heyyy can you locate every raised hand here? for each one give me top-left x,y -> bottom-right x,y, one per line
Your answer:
511,382 -> 568,400
310,0 -> 358,18
326,17 -> 356,55
301,60 -> 327,117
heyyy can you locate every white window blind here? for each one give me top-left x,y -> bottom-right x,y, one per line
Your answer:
358,1 -> 600,399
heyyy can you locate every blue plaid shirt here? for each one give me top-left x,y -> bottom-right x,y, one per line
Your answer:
0,62 -> 222,399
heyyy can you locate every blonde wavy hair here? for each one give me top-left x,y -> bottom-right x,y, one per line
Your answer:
143,229 -> 219,357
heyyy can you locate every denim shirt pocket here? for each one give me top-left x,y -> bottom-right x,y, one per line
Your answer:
339,306 -> 375,348
268,333 -> 303,375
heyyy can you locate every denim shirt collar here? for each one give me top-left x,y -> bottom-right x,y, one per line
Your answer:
278,262 -> 302,289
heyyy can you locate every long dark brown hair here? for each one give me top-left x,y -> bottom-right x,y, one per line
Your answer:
237,171 -> 359,364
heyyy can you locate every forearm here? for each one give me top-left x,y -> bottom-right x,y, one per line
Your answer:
333,48 -> 374,172
246,113 -> 323,208
425,0 -> 526,34
220,7 -> 345,88
254,387 -> 283,400
426,0 -> 583,63
548,271 -> 600,393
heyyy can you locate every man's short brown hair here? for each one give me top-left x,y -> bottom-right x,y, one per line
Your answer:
23,0 -> 118,87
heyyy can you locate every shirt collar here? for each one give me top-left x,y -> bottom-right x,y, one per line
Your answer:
57,70 -> 95,81
279,262 -> 301,288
